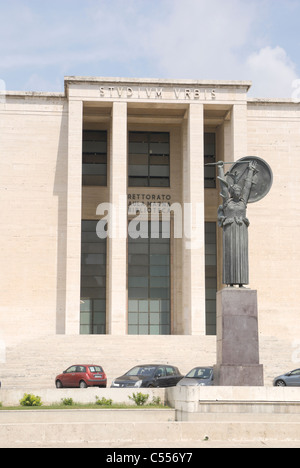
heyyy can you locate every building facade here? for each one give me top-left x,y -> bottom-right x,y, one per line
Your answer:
1,77 -> 300,351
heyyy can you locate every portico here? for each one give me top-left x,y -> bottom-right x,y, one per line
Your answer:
63,77 -> 251,337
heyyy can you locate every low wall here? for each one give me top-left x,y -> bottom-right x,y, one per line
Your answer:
0,387 -> 166,407
167,386 -> 300,419
2,385 -> 300,408
2,387 -> 300,447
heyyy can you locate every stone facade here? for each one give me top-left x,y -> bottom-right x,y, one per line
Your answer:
0,77 -> 299,359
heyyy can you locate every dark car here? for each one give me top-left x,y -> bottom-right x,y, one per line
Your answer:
111,364 -> 183,388
55,364 -> 107,388
273,368 -> 300,387
177,366 -> 214,387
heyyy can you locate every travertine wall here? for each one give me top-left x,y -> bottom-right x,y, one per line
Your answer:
246,100 -> 300,338
0,94 -> 68,345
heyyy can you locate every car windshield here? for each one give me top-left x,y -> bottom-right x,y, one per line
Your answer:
186,367 -> 212,379
126,366 -> 156,377
89,366 -> 103,373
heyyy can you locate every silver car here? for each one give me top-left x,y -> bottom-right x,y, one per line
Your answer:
273,368 -> 300,387
177,366 -> 214,387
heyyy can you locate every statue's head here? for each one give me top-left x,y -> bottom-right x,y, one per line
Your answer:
230,184 -> 242,201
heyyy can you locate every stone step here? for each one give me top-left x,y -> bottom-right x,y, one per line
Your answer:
0,334 -> 296,389
1,419 -> 300,447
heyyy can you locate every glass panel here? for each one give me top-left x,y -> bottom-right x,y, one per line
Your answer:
204,133 -> 216,188
82,130 -> 107,186
128,300 -> 138,312
150,155 -> 169,165
128,177 -> 149,187
149,166 -> 169,177
128,165 -> 149,177
129,142 -> 149,154
129,154 -> 149,165
128,132 -> 170,187
82,164 -> 107,175
149,178 -> 170,187
205,222 -> 217,336
128,221 -> 171,335
80,220 -> 106,335
83,141 -> 107,153
149,142 -> 170,154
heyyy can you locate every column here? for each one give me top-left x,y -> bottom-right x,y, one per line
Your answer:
182,103 -> 206,335
65,99 -> 83,334
108,102 -> 128,334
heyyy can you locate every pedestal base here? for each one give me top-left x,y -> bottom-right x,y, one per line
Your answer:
214,364 -> 264,386
215,288 -> 264,386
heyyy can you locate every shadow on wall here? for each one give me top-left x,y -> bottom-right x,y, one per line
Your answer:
53,111 -> 68,334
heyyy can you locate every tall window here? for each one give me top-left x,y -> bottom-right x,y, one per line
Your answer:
128,132 -> 170,187
204,133 -> 216,188
82,130 -> 107,186
205,222 -> 217,335
128,221 -> 171,335
80,220 -> 106,334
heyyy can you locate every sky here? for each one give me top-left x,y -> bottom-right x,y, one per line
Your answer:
1,0 -> 300,98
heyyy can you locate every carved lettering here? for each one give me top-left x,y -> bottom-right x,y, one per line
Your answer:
98,85 -> 218,100
156,88 -> 163,98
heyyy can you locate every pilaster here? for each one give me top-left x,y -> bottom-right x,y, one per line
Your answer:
65,99 -> 83,335
108,102 -> 128,334
182,103 -> 206,335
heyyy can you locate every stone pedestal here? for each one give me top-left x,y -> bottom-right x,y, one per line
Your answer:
214,288 -> 264,386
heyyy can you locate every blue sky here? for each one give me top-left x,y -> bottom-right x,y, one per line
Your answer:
1,0 -> 300,97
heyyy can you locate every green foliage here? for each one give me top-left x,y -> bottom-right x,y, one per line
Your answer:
128,392 -> 149,406
19,393 -> 42,407
150,395 -> 162,406
61,397 -> 74,406
95,396 -> 113,406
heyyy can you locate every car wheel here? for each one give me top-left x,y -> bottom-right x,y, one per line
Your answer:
79,380 -> 88,388
56,380 -> 63,389
275,379 -> 286,387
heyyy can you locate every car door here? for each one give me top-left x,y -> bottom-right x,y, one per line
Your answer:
63,366 -> 77,387
153,366 -> 167,387
287,369 -> 300,386
165,366 -> 178,387
76,366 -> 87,386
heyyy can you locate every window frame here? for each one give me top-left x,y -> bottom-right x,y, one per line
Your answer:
82,130 -> 108,187
128,131 -> 170,188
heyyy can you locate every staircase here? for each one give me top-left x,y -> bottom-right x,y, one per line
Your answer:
0,335 -> 216,389
0,334 -> 296,389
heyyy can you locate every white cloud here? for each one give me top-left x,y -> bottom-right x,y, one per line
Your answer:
0,0 -> 299,97
147,0 -> 259,78
246,46 -> 298,98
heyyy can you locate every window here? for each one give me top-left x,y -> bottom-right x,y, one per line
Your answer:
204,133 -> 216,188
128,221 -> 171,335
80,220 -> 106,334
205,222 -> 217,335
128,132 -> 170,187
82,130 -> 107,186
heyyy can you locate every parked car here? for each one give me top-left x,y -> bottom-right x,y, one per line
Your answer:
111,364 -> 183,388
177,366 -> 214,387
55,365 -> 107,388
273,368 -> 300,387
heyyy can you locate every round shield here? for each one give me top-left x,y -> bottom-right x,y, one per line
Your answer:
226,156 -> 273,203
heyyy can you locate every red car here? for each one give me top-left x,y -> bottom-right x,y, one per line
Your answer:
55,365 -> 107,388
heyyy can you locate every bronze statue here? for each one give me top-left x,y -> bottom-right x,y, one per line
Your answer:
212,157 -> 273,287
